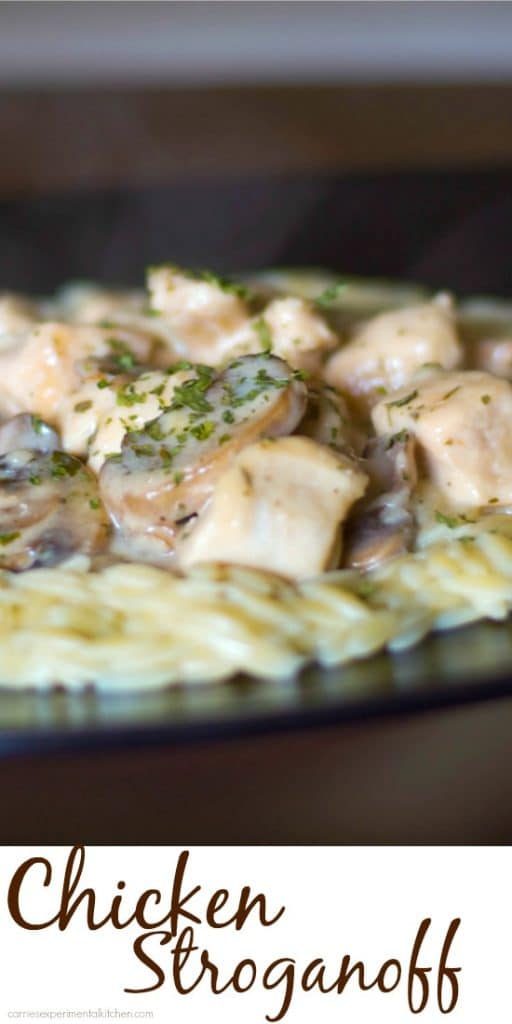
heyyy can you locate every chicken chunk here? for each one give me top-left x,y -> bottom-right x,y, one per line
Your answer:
0,323 -> 155,422
147,265 -> 250,364
99,354 -> 308,556
178,436 -> 368,578
147,265 -> 338,371
254,297 -> 338,374
324,295 -> 462,411
372,370 -> 512,509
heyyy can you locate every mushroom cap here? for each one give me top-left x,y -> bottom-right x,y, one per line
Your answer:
0,446 -> 109,571
99,353 -> 308,550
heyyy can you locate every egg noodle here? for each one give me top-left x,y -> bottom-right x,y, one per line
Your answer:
0,268 -> 511,689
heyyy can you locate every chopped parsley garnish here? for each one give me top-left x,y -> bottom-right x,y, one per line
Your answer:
166,360 -> 194,375
29,474 -> 41,486
481,394 -> 491,404
50,452 -> 81,478
314,281 -> 346,308
152,264 -> 253,302
386,390 -> 418,409
442,386 -> 461,401
173,470 -> 184,485
96,379 -> 110,390
145,421 -> 166,442
0,532 -> 20,546
170,366 -> 215,415
116,383 -> 147,407
106,338 -> 138,371
386,429 -> 410,449
74,400 -> 93,413
132,444 -> 154,458
253,317 -> 273,352
435,510 -> 461,529
89,498 -> 101,510
218,433 -> 231,445
31,415 -> 45,435
190,421 -> 215,441
196,269 -> 252,301
222,409 -> 235,424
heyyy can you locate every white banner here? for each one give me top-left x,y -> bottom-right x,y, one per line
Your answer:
0,846 -> 505,1023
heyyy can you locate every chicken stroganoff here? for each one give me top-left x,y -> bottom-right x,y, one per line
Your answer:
1,266 -> 512,689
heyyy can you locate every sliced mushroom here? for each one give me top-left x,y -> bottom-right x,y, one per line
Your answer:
343,431 -> 418,571
99,354 -> 308,553
0,413 -> 59,455
0,445 -> 109,571
178,436 -> 368,578
59,365 -> 200,471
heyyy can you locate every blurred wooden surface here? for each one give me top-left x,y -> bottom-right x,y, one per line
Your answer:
1,83 -> 512,196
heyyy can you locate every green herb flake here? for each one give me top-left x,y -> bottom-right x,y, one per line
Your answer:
89,498 -> 101,510
222,409 -> 235,424
50,452 -> 81,479
442,386 -> 461,401
145,421 -> 166,442
96,379 -> 110,390
74,400 -> 93,413
31,415 -> 45,435
29,474 -> 41,486
116,384 -> 147,408
166,359 -> 194,375
0,532 -> 20,546
488,497 -> 499,504
358,580 -> 376,598
170,367 -> 215,415
314,281 -> 346,308
253,317 -> 273,352
481,394 -> 492,405
435,510 -> 461,529
196,269 -> 253,302
190,420 -> 215,441
173,470 -> 184,485
386,389 -> 418,409
218,433 -> 231,445
386,428 -> 410,450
